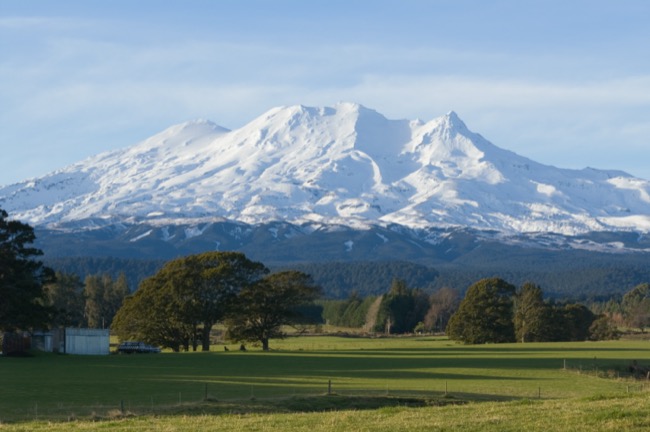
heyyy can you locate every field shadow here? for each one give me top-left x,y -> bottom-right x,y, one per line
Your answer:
149,391 -> 522,418
4,391 -> 525,425
264,349 -> 635,373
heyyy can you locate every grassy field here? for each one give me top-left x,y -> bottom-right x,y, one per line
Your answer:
1,336 -> 650,430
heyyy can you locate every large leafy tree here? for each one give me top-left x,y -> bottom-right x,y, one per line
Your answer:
112,273 -> 196,352
226,271 -> 321,351
170,252 -> 269,351
446,278 -> 516,344
0,208 -> 53,331
112,251 -> 268,351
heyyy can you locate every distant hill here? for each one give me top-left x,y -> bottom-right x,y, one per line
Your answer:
43,232 -> 650,299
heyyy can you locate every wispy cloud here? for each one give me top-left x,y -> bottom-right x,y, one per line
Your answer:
1,5 -> 649,184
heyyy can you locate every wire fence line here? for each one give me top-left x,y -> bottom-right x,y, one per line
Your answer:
562,357 -> 650,383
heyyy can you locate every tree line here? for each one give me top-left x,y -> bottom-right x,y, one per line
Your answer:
46,272 -> 129,329
321,277 -> 635,344
589,282 -> 650,333
321,280 -> 460,334
444,278 -> 619,344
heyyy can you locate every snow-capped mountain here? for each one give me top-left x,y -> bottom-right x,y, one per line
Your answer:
2,102 -> 650,236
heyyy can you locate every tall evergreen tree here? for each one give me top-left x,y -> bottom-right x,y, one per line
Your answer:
83,274 -> 106,328
0,208 -> 53,331
45,272 -> 85,327
560,303 -> 596,341
446,278 -> 516,344
514,283 -> 553,343
374,279 -> 429,334
83,273 -> 129,328
104,272 -> 129,327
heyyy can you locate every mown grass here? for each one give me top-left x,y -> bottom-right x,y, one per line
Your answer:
1,336 -> 649,430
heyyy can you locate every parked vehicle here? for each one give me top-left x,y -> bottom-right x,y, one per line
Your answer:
117,341 -> 161,354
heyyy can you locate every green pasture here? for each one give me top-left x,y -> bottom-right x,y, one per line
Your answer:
1,336 -> 650,429
7,394 -> 650,432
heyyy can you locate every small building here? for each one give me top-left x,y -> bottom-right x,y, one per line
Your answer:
30,328 -> 110,355
65,328 -> 110,355
32,330 -> 58,352
1,332 -> 31,355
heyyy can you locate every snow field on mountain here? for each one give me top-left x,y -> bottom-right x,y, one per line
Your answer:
1,102 -> 650,235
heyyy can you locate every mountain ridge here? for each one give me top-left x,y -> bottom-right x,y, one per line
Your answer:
2,102 -> 650,237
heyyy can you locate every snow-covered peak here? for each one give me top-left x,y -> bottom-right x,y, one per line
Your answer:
138,119 -> 229,145
443,110 -> 466,129
1,103 -> 650,236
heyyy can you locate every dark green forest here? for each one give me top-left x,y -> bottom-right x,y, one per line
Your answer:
44,254 -> 650,300
285,261 -> 438,298
44,257 -> 165,293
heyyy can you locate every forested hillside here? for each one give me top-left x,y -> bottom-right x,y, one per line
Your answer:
44,257 -> 165,292
432,244 -> 650,298
284,261 -> 438,298
44,257 -> 439,299
45,250 -> 650,300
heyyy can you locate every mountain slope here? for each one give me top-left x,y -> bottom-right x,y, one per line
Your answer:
2,102 -> 650,236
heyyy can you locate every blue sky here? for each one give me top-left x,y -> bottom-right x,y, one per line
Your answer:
2,0 -> 650,186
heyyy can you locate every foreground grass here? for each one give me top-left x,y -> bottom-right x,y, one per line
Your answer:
1,336 -> 649,429
4,393 -> 650,431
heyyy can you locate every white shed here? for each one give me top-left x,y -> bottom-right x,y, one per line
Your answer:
65,328 -> 110,355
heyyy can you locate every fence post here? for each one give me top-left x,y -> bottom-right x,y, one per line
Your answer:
328,379 -> 332,395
